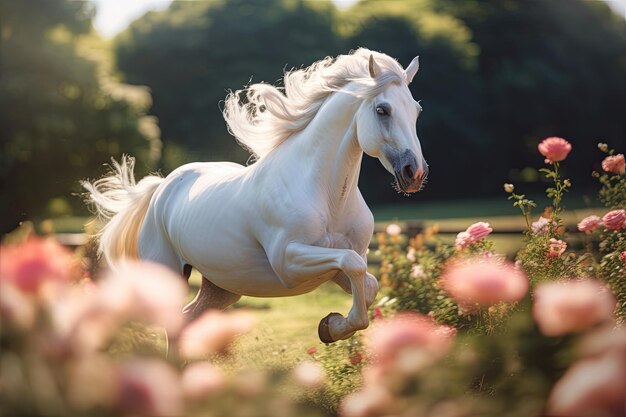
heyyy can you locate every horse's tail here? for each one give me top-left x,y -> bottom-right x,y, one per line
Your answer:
82,156 -> 163,267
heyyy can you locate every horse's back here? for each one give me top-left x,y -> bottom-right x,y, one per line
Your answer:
137,161 -> 248,273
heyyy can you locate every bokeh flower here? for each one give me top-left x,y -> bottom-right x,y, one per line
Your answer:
547,326 -> 626,416
117,359 -> 183,417
577,215 -> 602,233
602,209 -> 626,231
366,312 -> 455,375
98,261 -> 188,335
66,354 -> 118,411
0,237 -> 76,294
547,238 -> 567,258
441,258 -> 528,307
601,153 -> 625,174
533,280 -> 616,337
620,251 -> 626,266
181,362 -> 225,399
178,310 -> 253,359
538,136 -> 572,163
385,223 -> 401,236
0,281 -> 35,329
292,360 -> 325,388
410,264 -> 425,279
340,385 -> 394,417
503,183 -> 514,193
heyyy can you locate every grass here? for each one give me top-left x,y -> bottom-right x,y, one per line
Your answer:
189,271 -> 353,372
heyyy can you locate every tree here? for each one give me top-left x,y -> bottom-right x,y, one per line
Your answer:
441,0 -> 626,192
0,0 -> 160,233
115,0 -> 345,171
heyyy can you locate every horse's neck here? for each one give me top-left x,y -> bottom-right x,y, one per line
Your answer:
293,91 -> 363,212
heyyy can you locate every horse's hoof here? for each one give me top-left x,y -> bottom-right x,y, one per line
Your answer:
318,312 -> 342,343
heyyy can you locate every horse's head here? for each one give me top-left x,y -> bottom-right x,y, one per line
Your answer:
355,54 -> 427,194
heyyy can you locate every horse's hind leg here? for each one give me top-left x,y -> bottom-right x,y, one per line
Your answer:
332,272 -> 379,308
183,275 -> 241,322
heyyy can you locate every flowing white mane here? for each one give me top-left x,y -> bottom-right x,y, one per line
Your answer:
223,48 -> 407,159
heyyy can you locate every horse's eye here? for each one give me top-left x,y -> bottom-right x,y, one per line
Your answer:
375,105 -> 389,116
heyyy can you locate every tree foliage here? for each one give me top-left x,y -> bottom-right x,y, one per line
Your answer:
0,0 -> 160,232
113,0 -> 625,205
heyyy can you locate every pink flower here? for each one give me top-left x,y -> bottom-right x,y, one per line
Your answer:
577,215 -> 602,233
292,361 -> 325,388
373,306 -> 383,321
601,154 -> 625,174
117,359 -> 183,417
441,258 -> 528,307
307,346 -> 318,355
181,362 -> 225,399
531,216 -> 552,235
547,238 -> 567,258
98,261 -> 188,335
548,327 -> 626,416
620,251 -> 626,266
0,237 -> 76,294
454,231 -> 471,249
455,222 -> 493,249
602,209 -> 626,231
340,385 -> 394,417
66,354 -> 118,410
385,223 -> 401,236
341,386 -> 394,417
178,310 -> 253,359
0,281 -> 35,329
466,222 -> 492,241
533,280 -> 616,337
366,312 -> 455,370
538,136 -> 572,163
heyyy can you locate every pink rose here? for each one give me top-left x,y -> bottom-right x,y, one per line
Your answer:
533,280 -> 616,337
547,238 -> 567,258
455,222 -> 492,249
466,222 -> 493,241
547,327 -> 626,416
601,154 -> 625,174
98,261 -> 188,335
0,237 -> 77,294
366,312 -> 455,369
538,137 -> 572,163
455,231 -> 471,249
577,215 -> 602,233
182,362 -> 225,399
292,361 -> 325,388
441,258 -> 528,307
602,209 -> 626,231
531,216 -> 552,235
178,310 -> 253,359
117,359 -> 183,417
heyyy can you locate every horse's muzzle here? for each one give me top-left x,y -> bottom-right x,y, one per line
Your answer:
393,150 -> 428,193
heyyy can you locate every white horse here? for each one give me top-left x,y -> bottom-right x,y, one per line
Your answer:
83,48 -> 427,343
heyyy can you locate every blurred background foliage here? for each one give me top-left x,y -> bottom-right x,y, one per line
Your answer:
1,0 -> 625,233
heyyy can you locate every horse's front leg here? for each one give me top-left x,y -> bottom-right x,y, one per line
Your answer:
278,242 -> 372,343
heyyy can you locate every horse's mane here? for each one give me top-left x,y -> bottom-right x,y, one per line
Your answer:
222,48 -> 406,159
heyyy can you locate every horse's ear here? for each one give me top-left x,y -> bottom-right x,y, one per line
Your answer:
404,56 -> 420,84
368,54 -> 378,79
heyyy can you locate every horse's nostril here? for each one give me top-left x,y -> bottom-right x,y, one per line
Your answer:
402,164 -> 414,180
